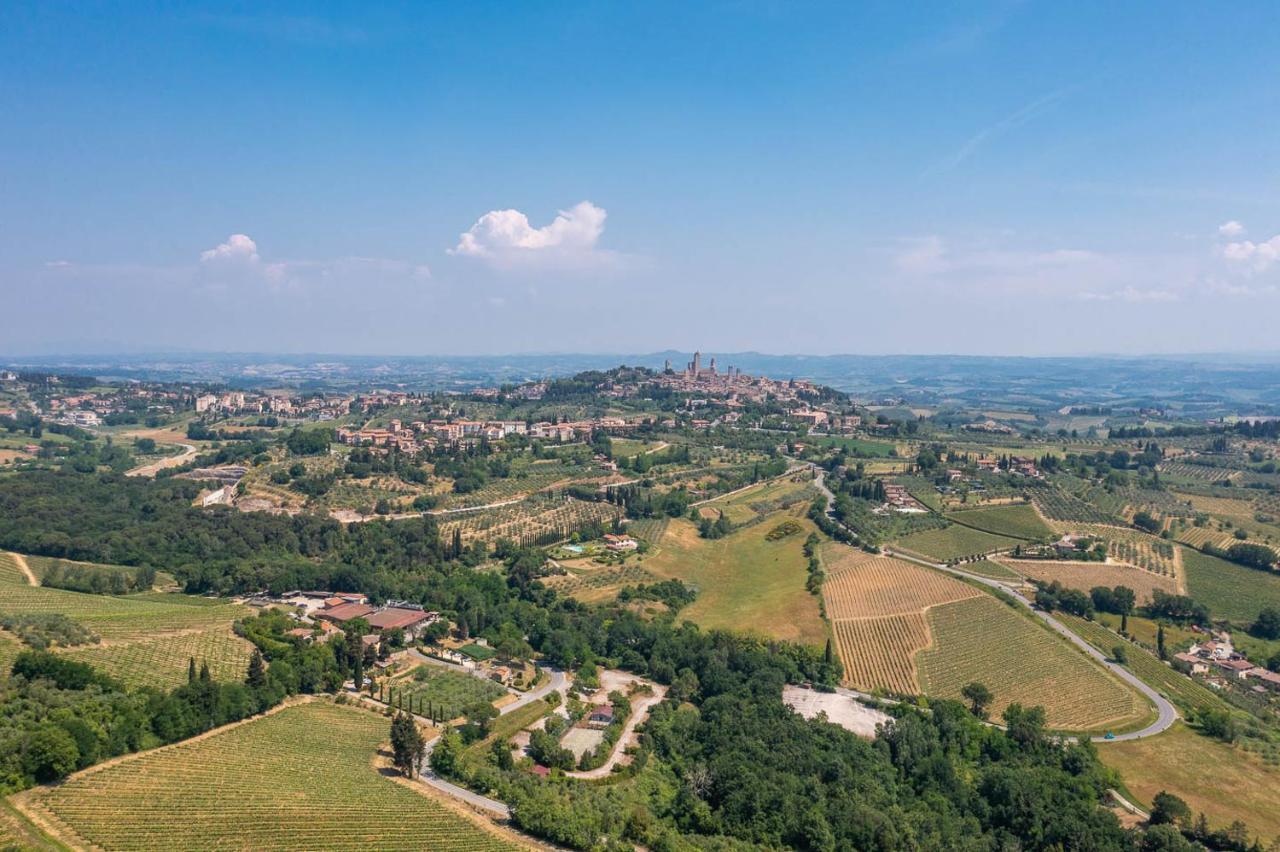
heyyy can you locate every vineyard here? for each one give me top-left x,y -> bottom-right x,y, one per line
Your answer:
821,544 -> 980,696
943,503 -> 1053,540
820,545 -> 979,620
385,666 -> 507,719
999,559 -> 1177,604
438,497 -> 623,548
19,701 -> 519,851
1158,461 -> 1241,483
1059,525 -> 1181,578
1182,549 -> 1280,625
1179,493 -> 1258,520
438,460 -> 593,509
917,596 -> 1151,731
624,517 -> 670,545
61,627 -> 255,689
0,554 -> 249,643
832,613 -> 930,694
892,524 -> 1022,563
543,564 -> 657,602
1032,490 -> 1120,526
1060,615 -> 1226,717
0,552 -> 252,688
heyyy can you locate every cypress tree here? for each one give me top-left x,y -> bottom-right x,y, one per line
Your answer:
188,657 -> 197,684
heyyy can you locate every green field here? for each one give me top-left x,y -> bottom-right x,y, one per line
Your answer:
811,436 -> 898,457
20,701 -> 517,850
959,559 -> 1022,580
944,503 -> 1053,541
1182,548 -> 1280,625
917,595 -> 1152,732
644,513 -> 827,646
1100,723 -> 1280,841
894,525 -> 1022,562
390,666 -> 506,719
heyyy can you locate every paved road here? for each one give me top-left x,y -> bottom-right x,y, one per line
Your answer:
564,683 -> 666,780
409,660 -> 570,813
807,460 -> 1175,742
125,441 -> 198,477
881,547 -> 1178,742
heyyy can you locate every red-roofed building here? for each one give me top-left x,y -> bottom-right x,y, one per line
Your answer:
366,606 -> 437,639
316,602 -> 376,625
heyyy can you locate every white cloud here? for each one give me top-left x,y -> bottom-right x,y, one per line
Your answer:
1217,220 -> 1245,238
193,234 -> 430,288
1220,234 -> 1280,272
200,233 -> 260,263
450,201 -> 610,267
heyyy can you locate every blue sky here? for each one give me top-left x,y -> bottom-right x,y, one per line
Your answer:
4,1 -> 1280,356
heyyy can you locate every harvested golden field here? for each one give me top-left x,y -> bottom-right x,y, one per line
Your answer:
832,613 -> 930,695
820,544 -> 979,620
998,559 -> 1178,604
1100,723 -> 1280,841
918,596 -> 1151,732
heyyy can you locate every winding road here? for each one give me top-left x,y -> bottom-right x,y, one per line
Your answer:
882,547 -> 1178,741
412,660 -> 568,813
125,441 -> 199,477
811,464 -> 1177,742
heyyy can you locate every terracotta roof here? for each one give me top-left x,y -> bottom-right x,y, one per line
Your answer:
366,607 -> 432,631
317,602 -> 376,622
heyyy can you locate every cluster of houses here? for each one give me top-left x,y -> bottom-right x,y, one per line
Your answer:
1173,635 -> 1280,694
37,384 -> 182,426
882,483 -> 928,514
336,415 -> 645,454
195,391 -> 350,419
247,590 -> 441,646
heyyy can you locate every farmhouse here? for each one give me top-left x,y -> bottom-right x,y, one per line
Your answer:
1215,659 -> 1255,679
603,533 -> 638,552
586,705 -> 615,728
1247,668 -> 1280,692
1173,652 -> 1210,675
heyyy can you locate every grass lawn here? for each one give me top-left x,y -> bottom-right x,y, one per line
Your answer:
944,503 -> 1053,541
1182,548 -> 1280,625
894,525 -> 1022,562
810,436 -> 898,457
1100,723 -> 1280,840
644,513 -> 827,646
20,701 -> 518,851
458,643 -> 497,661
